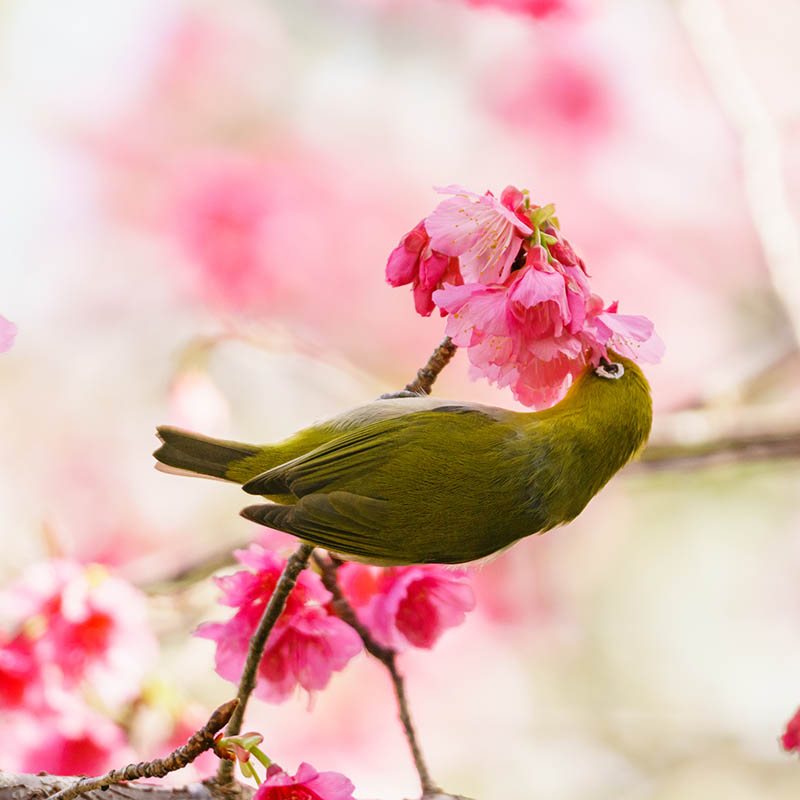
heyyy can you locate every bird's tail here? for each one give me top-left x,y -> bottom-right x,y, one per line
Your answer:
154,426 -> 261,483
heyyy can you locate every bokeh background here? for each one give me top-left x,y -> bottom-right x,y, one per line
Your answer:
2,0 -> 800,797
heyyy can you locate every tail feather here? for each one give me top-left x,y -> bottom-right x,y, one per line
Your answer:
154,426 -> 260,482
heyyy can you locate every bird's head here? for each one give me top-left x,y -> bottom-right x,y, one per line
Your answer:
548,351 -> 653,454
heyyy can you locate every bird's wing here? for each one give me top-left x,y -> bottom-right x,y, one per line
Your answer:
241,492 -> 396,563
242,404 -> 504,498
242,417 -> 403,497
240,405 -> 518,564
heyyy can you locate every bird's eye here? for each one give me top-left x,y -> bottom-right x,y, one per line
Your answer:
595,361 -> 624,380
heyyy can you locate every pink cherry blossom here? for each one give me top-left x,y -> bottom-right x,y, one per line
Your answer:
434,265 -> 662,408
339,564 -> 475,651
464,0 -> 571,18
390,185 -> 663,407
425,185 -> 532,285
782,708 -> 800,753
0,314 -> 17,353
255,762 -> 356,800
585,300 -> 666,364
169,155 -> 273,309
385,220 -> 462,316
0,560 -> 158,707
434,252 -> 588,408
195,545 -> 362,703
486,44 -> 614,149
0,633 -> 39,709
0,688 -> 133,774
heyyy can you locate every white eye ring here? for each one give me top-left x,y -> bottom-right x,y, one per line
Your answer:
595,361 -> 624,380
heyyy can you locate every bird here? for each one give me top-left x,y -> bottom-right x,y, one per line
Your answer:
153,354 -> 651,566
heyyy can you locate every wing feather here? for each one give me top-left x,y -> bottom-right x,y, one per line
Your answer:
241,492 -> 394,561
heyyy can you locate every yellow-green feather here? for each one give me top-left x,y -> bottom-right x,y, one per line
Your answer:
153,355 -> 652,565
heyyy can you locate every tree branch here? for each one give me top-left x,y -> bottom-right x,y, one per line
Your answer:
216,543 -> 315,784
675,0 -> 800,345
404,338 -> 457,395
633,405 -> 800,472
38,700 -> 238,800
314,554 -> 444,799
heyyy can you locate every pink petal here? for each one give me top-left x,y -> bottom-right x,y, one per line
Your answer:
597,310 -> 665,363
293,762 -> 320,783
386,244 -> 419,286
507,263 -> 568,314
307,770 -> 357,799
413,282 -> 437,317
435,283 -> 511,345
418,250 -> 450,289
500,184 -> 525,213
0,315 -> 17,353
426,189 -> 531,284
433,184 -> 533,233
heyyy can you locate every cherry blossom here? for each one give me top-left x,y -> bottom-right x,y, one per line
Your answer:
254,762 -> 356,800
388,184 -> 663,407
386,220 -> 462,316
338,564 -> 475,651
425,184 -> 532,285
0,688 -> 133,774
782,708 -> 800,753
464,0 -> 571,18
0,560 -> 158,707
169,155 -> 273,309
195,545 -> 362,703
0,633 -> 39,709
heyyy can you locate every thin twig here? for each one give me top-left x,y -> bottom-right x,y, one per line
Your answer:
46,700 -> 238,800
675,0 -> 800,345
216,543 -> 315,784
404,337 -> 458,395
314,554 -> 441,797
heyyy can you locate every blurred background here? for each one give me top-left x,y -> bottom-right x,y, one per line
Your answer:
2,0 -> 800,797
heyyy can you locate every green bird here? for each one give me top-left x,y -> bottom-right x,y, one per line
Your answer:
153,354 -> 651,565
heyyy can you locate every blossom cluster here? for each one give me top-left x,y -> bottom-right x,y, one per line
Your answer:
197,543 -> 475,701
387,185 -> 663,408
0,560 -> 157,772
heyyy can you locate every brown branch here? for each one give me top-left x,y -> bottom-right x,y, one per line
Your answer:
314,554 -> 443,798
404,337 -> 457,395
42,700 -> 238,800
0,773 -> 254,800
634,405 -> 800,472
674,0 -> 800,346
636,431 -> 800,472
216,543 -> 315,784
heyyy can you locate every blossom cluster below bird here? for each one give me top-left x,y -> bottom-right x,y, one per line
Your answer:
386,184 -> 664,408
196,542 -> 475,702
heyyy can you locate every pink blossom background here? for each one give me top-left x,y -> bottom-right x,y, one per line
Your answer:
2,0 -> 800,797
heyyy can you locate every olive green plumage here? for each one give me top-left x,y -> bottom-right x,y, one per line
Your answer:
154,355 -> 652,565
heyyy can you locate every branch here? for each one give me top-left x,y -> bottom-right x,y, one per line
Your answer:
675,0 -> 800,345
404,338 -> 457,395
634,404 -> 800,471
0,773 -> 253,800
39,700 -> 238,800
216,543 -> 315,784
314,554 -> 446,799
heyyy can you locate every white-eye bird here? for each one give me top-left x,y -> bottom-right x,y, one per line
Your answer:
154,355 -> 651,565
